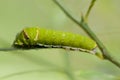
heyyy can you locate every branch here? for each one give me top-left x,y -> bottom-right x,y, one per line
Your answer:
53,0 -> 120,68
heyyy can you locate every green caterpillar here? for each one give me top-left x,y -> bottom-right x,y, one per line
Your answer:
13,27 -> 97,54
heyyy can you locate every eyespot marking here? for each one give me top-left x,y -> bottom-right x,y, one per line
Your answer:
23,30 -> 29,40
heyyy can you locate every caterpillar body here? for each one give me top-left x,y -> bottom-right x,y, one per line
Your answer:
13,27 -> 97,54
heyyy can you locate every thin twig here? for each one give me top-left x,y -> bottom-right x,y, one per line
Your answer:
85,0 -> 96,20
0,69 -> 61,80
53,0 -> 120,68
0,48 -> 18,51
62,51 -> 75,80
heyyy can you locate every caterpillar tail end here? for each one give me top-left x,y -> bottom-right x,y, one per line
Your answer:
95,52 -> 104,59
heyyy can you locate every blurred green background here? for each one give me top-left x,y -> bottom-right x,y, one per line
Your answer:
0,0 -> 120,80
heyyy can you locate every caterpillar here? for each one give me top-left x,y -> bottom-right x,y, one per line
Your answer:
13,27 -> 97,54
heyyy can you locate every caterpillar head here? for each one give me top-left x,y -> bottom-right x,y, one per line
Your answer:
13,27 -> 39,48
